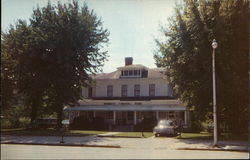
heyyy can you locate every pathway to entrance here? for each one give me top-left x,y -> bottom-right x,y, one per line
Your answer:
97,132 -> 121,136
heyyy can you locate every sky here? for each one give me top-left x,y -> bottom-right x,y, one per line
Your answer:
2,0 -> 177,73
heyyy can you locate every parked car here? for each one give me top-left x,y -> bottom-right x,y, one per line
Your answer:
27,118 -> 57,130
61,119 -> 70,128
153,119 -> 178,137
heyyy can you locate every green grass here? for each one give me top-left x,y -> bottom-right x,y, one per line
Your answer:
177,132 -> 213,139
177,132 -> 249,141
1,128 -> 107,137
1,128 -> 25,132
112,132 -> 154,138
69,130 -> 107,135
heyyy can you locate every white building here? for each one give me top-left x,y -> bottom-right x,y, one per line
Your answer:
66,57 -> 189,130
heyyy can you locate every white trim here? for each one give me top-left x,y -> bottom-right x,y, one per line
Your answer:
66,105 -> 186,111
156,111 -> 159,120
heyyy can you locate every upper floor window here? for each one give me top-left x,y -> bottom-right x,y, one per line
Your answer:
149,84 -> 155,96
134,84 -> 140,97
121,85 -> 127,97
107,85 -> 113,97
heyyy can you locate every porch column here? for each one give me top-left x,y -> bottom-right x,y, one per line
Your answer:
113,111 -> 116,125
134,111 -> 137,125
184,111 -> 188,125
156,111 -> 159,121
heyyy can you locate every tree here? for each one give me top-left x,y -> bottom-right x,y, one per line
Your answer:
155,0 -> 248,135
1,0 -> 109,129
2,20 -> 49,123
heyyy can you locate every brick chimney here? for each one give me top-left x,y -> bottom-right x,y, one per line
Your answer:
125,57 -> 133,66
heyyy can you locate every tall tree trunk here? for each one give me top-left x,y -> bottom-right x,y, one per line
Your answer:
30,95 -> 40,123
56,103 -> 63,130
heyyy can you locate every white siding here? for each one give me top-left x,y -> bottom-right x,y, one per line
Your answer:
82,78 -> 172,97
82,87 -> 88,98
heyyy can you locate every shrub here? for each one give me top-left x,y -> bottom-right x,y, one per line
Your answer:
69,116 -> 108,131
134,117 -> 157,132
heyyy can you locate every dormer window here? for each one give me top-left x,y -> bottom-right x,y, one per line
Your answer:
120,69 -> 141,78
117,58 -> 148,78
129,70 -> 133,76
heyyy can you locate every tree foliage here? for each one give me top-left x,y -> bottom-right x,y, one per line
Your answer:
155,0 -> 248,134
1,0 -> 109,128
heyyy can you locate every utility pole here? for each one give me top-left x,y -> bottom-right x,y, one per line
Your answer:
211,39 -> 218,146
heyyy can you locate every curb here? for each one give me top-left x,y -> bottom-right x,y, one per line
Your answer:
2,134 -> 90,137
97,135 -> 144,138
1,142 -> 121,148
177,147 -> 249,153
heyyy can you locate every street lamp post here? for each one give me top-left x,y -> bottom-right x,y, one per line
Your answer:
212,39 -> 218,146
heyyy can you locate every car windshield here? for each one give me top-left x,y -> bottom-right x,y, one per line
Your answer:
158,120 -> 174,126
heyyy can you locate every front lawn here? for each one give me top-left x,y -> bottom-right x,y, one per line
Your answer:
1,128 -> 107,137
177,132 -> 248,141
112,132 -> 154,138
177,132 -> 212,139
69,130 -> 107,135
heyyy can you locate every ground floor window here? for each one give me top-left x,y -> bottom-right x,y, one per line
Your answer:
127,111 -> 134,120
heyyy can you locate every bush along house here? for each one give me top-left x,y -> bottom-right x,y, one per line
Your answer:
65,57 -> 189,131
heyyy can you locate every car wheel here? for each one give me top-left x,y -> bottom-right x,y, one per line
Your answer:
155,133 -> 160,137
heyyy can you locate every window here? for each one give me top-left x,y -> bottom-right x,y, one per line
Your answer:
124,70 -> 128,76
128,111 -> 134,120
134,70 -> 138,75
129,70 -> 133,76
169,111 -> 174,118
134,84 -> 140,97
121,85 -> 127,97
149,84 -> 155,96
107,85 -> 113,97
121,69 -> 141,77
106,111 -> 113,119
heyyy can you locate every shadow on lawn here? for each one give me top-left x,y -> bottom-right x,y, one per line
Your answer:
1,129 -> 115,145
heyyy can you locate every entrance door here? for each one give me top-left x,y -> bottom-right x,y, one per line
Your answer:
116,111 -> 127,125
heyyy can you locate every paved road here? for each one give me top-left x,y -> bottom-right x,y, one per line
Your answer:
1,144 -> 249,159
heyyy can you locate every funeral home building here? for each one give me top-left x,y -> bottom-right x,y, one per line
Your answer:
66,57 -> 189,130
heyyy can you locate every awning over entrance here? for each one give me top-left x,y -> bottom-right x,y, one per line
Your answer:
65,105 -> 186,111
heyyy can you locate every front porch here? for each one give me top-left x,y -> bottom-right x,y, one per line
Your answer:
65,100 -> 188,131
67,110 -> 189,131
